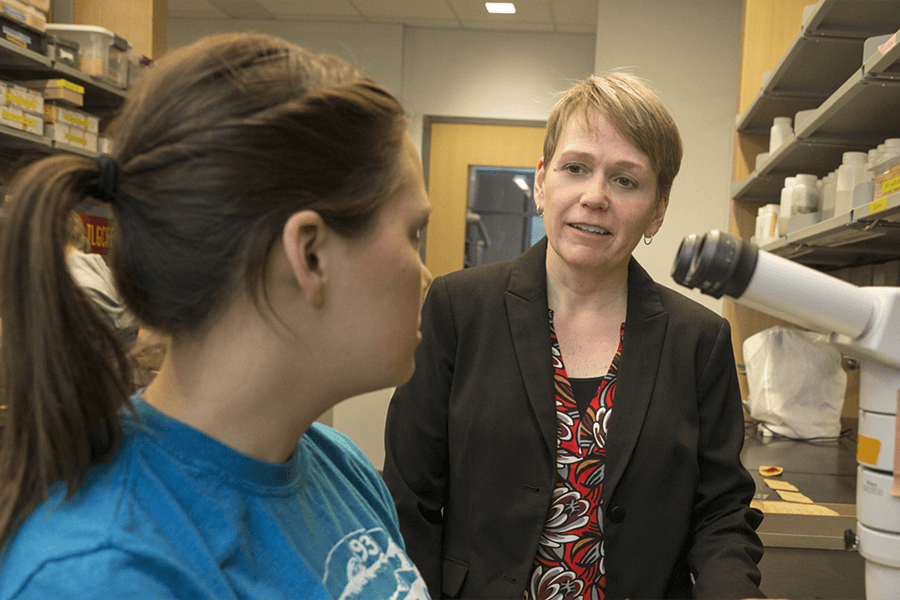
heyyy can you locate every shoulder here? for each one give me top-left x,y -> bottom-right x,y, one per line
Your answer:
0,546 -> 212,600
656,283 -> 726,329
431,239 -> 547,309
302,424 -> 404,545
0,437 -> 142,597
303,424 -> 393,505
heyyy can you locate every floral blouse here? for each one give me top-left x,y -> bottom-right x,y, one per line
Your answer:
525,311 -> 623,600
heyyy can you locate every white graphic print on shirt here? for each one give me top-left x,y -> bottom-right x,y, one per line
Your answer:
323,527 -> 430,599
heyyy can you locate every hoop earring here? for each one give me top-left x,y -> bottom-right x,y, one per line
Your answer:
643,235 -> 653,245
536,207 -> 544,217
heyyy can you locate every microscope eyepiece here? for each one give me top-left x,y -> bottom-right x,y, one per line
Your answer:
671,230 -> 758,299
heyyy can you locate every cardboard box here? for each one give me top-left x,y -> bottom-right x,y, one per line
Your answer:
44,104 -> 99,133
2,81 -> 43,116
1,105 -> 41,135
0,13 -> 45,52
45,122 -> 97,153
17,78 -> 84,107
0,0 -> 45,31
18,0 -> 49,13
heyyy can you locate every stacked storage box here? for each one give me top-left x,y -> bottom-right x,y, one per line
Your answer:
0,80 -> 43,135
0,0 -> 47,53
44,103 -> 99,153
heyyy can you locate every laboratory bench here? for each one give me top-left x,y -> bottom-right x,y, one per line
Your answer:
742,421 -> 866,599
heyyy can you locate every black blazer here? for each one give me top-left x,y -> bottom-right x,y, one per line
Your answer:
384,239 -> 764,599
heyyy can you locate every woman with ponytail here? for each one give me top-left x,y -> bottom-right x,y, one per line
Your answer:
0,33 -> 432,599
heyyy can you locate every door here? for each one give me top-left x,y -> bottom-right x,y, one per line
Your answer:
423,119 -> 546,278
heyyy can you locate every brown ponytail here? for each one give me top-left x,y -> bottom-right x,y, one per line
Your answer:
0,154 -> 132,545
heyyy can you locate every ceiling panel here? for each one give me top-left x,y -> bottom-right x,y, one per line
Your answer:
169,0 -> 230,18
208,0 -> 275,19
168,0 -> 599,33
463,19 -> 555,32
450,0 -> 551,21
256,0 -> 363,19
351,0 -> 459,20
551,0 -> 599,26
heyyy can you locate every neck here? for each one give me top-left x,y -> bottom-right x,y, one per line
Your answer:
546,252 -> 629,314
142,299 -> 336,464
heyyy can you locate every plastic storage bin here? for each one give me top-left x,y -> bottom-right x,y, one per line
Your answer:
47,34 -> 78,68
45,24 -> 129,88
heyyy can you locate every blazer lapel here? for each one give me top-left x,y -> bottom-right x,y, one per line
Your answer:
505,239 -> 557,462
603,259 -> 668,499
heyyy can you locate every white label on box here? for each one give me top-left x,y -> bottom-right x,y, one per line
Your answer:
2,25 -> 29,47
2,6 -> 25,22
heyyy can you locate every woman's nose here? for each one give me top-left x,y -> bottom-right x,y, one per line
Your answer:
580,179 -> 610,210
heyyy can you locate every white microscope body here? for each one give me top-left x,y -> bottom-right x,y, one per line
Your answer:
671,231 -> 900,600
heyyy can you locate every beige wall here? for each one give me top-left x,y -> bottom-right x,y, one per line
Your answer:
167,1 -> 744,469
594,0 -> 744,315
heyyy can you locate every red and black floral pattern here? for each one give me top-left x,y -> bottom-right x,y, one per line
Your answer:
525,311 -> 623,600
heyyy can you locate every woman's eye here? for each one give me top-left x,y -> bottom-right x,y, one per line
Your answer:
564,164 -> 585,175
615,176 -> 635,188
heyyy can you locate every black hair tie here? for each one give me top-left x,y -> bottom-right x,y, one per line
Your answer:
87,154 -> 120,205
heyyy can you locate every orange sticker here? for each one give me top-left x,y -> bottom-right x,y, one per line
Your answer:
857,434 -> 881,466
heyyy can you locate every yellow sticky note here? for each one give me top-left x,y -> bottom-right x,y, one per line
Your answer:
777,490 -> 813,504
751,500 -> 839,516
765,480 -> 799,492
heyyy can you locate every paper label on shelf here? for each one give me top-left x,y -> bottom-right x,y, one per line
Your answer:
869,198 -> 888,215
879,32 -> 897,56
858,434 -> 881,465
54,79 -> 85,95
882,174 -> 900,196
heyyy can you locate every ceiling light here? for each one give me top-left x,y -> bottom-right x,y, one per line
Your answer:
485,3 -> 516,14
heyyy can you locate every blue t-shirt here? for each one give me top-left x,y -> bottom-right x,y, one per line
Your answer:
0,399 -> 430,599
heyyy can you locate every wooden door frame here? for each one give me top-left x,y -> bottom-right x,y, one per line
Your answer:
420,116 -> 546,275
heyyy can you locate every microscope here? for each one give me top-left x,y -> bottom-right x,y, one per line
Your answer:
671,230 -> 900,600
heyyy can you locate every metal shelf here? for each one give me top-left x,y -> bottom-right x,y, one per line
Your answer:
0,33 -> 124,170
736,0 -> 900,134
734,26 -> 900,204
760,193 -> 900,269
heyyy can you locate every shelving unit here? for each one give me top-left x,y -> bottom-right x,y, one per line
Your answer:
0,32 -> 127,166
732,0 -> 900,271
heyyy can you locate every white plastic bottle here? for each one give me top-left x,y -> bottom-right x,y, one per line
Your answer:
883,138 -> 900,162
834,152 -> 867,215
791,174 -> 819,215
778,176 -> 797,236
769,117 -> 793,154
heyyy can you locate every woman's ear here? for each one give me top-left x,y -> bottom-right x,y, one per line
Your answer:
645,196 -> 669,238
534,159 -> 546,213
282,210 -> 329,308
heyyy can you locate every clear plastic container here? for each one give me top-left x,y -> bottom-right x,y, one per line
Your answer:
44,24 -> 130,88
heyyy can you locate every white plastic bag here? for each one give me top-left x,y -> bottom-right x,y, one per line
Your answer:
743,326 -> 847,439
